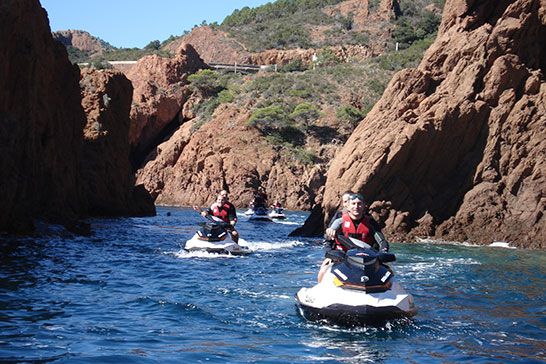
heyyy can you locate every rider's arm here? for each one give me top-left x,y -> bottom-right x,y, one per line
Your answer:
325,217 -> 342,240
228,204 -> 237,226
329,217 -> 343,230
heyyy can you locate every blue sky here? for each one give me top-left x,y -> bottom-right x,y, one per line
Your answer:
40,0 -> 271,48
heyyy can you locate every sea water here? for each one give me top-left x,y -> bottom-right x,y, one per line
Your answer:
0,206 -> 544,363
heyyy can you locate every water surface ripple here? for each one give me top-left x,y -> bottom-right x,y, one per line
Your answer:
1,207 -> 544,363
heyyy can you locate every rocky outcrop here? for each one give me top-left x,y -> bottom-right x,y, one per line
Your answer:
0,0 -> 87,232
136,103 -> 325,210
126,44 -> 207,163
324,0 -> 370,30
323,0 -> 398,29
52,29 -> 113,57
248,45 -> 376,66
162,26 -> 251,64
80,69 -> 155,216
0,0 -> 155,234
300,0 -> 546,249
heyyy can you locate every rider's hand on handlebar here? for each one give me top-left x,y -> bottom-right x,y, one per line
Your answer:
325,227 -> 336,240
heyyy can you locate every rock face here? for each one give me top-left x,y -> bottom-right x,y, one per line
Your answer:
52,29 -> 113,57
248,45 -> 376,66
126,44 -> 208,163
0,0 -> 87,232
136,104 -> 325,210
163,26 -> 251,64
163,0 -> 399,67
0,0 -> 155,234
301,0 -> 546,249
324,0 -> 398,28
80,69 -> 155,216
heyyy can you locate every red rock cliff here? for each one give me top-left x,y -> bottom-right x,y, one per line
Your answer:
0,0 -> 86,232
136,103 -> 325,210
126,44 -> 208,163
0,0 -> 155,233
300,0 -> 546,249
80,69 -> 155,216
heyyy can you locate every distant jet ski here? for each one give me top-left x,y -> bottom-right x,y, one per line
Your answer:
247,206 -> 273,222
269,207 -> 286,220
295,236 -> 416,326
184,217 -> 251,256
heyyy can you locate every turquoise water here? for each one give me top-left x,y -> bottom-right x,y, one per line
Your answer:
1,206 -> 544,363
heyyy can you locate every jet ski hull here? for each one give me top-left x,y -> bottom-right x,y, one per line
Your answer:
268,212 -> 286,219
296,298 -> 414,326
248,207 -> 273,222
184,234 -> 251,256
249,215 -> 273,221
295,272 -> 416,326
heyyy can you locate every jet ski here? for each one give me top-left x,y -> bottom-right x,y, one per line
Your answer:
269,207 -> 286,220
295,236 -> 416,326
247,206 -> 273,222
184,217 -> 251,256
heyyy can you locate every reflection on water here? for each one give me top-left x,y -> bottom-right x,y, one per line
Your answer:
0,206 -> 544,363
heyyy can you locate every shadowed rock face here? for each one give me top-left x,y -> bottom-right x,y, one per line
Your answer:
0,0 -> 87,232
80,69 -> 156,217
0,0 -> 155,233
300,0 -> 546,249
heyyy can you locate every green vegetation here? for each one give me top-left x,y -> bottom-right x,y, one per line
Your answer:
144,40 -> 161,50
220,0 -> 352,51
290,102 -> 320,128
222,0 -> 344,27
63,0 -> 443,165
187,69 -> 243,121
336,105 -> 366,127
188,69 -> 226,96
374,37 -> 435,70
393,12 -> 440,48
66,46 -> 90,64
218,0 -> 442,51
87,59 -> 113,70
185,27 -> 434,159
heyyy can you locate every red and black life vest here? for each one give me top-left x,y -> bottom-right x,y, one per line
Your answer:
334,212 -> 375,251
212,202 -> 234,223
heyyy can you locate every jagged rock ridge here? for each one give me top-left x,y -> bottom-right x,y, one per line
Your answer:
52,29 -> 113,57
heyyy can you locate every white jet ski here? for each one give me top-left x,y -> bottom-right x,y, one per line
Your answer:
184,217 -> 251,256
295,236 -> 416,326
268,207 -> 286,220
247,206 -> 273,222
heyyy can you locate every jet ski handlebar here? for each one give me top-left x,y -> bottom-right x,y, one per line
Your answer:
194,207 -> 234,230
336,235 -> 369,250
324,233 -> 396,263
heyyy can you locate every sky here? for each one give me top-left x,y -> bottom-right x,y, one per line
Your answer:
40,0 -> 272,49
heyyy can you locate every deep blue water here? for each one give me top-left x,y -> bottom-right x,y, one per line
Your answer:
1,206 -> 545,363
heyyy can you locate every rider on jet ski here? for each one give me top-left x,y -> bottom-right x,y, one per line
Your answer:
319,193 -> 390,282
252,187 -> 268,209
199,190 -> 239,243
